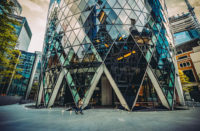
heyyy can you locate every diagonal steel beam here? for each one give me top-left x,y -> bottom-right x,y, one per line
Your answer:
36,81 -> 43,107
131,71 -> 148,111
82,64 -> 104,109
146,66 -> 170,109
47,69 -> 67,108
65,71 -> 80,107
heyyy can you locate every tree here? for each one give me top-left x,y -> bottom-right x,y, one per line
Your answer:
0,0 -> 22,94
178,70 -> 193,93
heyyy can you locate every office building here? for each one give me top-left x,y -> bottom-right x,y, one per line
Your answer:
169,0 -> 200,101
8,51 -> 41,99
37,0 -> 184,111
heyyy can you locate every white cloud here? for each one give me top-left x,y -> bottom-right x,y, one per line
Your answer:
18,0 -> 44,13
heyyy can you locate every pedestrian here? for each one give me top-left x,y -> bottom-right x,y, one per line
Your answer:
75,98 -> 83,115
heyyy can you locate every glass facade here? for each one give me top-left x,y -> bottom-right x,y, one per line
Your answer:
8,51 -> 36,97
38,0 -> 181,110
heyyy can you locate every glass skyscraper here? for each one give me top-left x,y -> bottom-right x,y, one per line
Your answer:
8,51 -> 41,99
37,0 -> 184,111
8,51 -> 36,97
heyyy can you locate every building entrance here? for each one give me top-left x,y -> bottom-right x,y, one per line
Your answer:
101,76 -> 112,106
90,75 -> 119,108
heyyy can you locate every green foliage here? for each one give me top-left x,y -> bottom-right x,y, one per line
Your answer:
0,0 -> 22,85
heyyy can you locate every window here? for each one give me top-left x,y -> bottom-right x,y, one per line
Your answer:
180,62 -> 191,68
178,55 -> 187,60
186,62 -> 191,66
177,50 -> 182,55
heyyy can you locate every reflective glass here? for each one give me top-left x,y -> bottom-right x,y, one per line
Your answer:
40,0 -> 177,109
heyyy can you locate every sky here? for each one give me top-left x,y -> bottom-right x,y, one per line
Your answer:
18,0 -> 200,53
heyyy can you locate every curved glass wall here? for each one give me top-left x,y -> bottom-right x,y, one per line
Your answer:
38,0 -> 178,110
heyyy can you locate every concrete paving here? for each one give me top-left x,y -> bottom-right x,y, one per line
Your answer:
0,104 -> 200,131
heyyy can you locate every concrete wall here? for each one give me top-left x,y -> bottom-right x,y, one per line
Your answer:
0,96 -> 22,106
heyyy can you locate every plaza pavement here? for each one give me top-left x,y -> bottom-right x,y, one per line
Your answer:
0,104 -> 200,131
